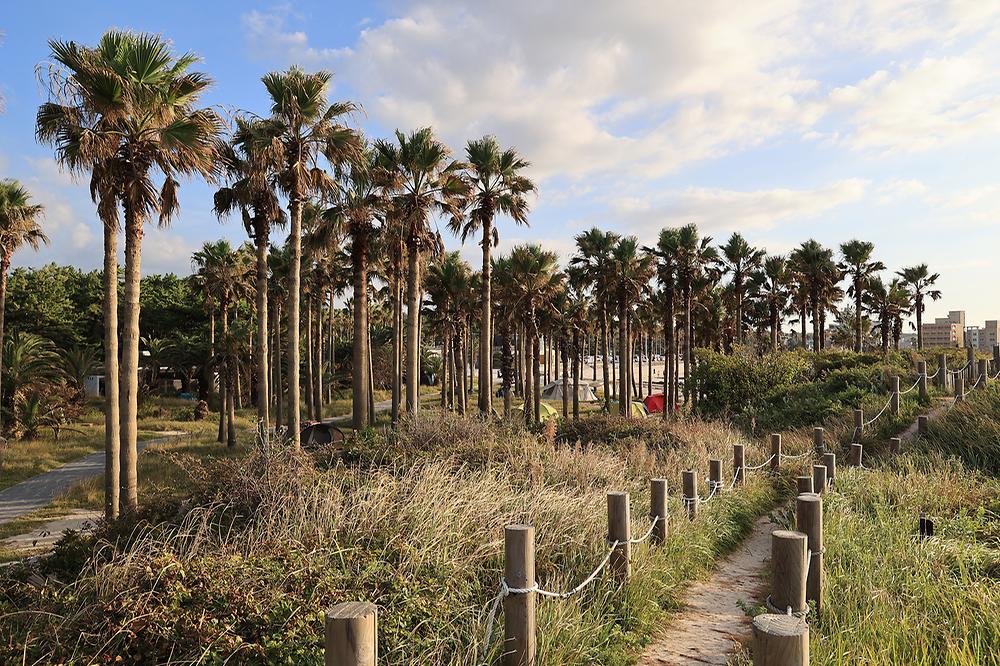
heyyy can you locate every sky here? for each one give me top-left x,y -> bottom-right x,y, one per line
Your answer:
1,1 -> 999,326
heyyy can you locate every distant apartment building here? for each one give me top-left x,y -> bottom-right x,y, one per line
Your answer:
965,319 -> 1000,352
921,310 -> 965,348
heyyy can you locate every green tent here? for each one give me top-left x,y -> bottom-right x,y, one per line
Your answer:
511,402 -> 559,421
606,400 -> 649,418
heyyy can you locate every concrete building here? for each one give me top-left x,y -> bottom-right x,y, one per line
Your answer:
965,319 -> 1000,352
921,310 -> 964,348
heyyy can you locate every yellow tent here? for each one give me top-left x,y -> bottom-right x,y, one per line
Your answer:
606,401 -> 649,418
511,402 -> 559,421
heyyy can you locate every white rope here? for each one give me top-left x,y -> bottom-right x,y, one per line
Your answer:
899,376 -> 922,395
701,480 -> 722,504
948,361 -> 971,375
863,395 -> 893,428
991,369 -> 1000,381
726,467 -> 741,490
629,516 -> 662,544
742,454 -> 777,472
780,450 -> 813,460
925,368 -> 940,380
969,374 -> 984,391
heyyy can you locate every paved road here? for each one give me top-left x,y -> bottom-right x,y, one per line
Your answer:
0,436 -> 175,526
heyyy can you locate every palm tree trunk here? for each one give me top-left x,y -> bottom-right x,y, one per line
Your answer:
405,243 -> 420,415
532,334 -> 541,425
254,233 -> 270,436
287,191 -> 303,449
572,330 -> 580,420
0,255 -> 7,433
226,346 -> 236,448
561,337 -> 569,419
119,210 -> 142,513
503,325 -> 514,418
457,334 -> 467,415
619,299 -> 629,416
391,261 -> 402,424
367,314 -> 376,424
314,296 -> 323,418
915,294 -> 924,350
100,225 -> 120,519
770,302 -> 779,352
684,287 -> 692,404
479,220 -> 493,415
854,279 -> 863,352
448,332 -> 458,410
305,296 -> 315,421
328,292 -> 336,403
800,302 -> 807,349
218,302 -> 229,444
636,330 -> 643,400
352,237 -> 370,429
600,307 -> 611,410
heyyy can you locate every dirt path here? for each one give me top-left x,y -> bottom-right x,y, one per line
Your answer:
638,511 -> 779,665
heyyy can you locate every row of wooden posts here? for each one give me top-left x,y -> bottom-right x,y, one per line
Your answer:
321,354 -> 999,665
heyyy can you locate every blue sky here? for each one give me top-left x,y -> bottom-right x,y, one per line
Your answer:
2,1 -> 999,326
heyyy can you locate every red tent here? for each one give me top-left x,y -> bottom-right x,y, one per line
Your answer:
643,393 -> 666,414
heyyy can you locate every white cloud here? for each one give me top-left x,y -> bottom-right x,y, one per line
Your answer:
876,178 -> 928,204
612,179 -> 868,236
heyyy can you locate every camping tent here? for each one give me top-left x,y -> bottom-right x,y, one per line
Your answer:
511,402 -> 559,421
540,380 -> 598,402
607,401 -> 649,418
643,393 -> 666,414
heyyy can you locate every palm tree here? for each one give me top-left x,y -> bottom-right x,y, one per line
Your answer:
646,228 -> 681,416
314,147 -> 388,429
246,66 -> 360,448
719,232 -> 764,346
675,224 -> 718,402
377,128 -> 466,417
571,228 -> 619,410
790,240 -> 838,352
751,255 -> 792,352
214,119 -> 286,434
865,277 -> 912,353
839,240 -> 885,353
451,136 -> 536,416
37,31 -> 223,514
0,180 -> 47,431
609,236 -> 653,415
897,264 -> 941,350
426,252 -> 474,414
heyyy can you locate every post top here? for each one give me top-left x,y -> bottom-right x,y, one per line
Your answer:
607,490 -> 629,498
772,529 -> 807,542
753,612 -> 808,636
326,601 -> 377,620
505,524 -> 534,533
796,493 -> 821,504
813,464 -> 827,471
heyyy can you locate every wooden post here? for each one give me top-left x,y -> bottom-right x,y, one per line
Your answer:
853,408 -> 863,439
994,345 -> 1000,376
937,353 -> 948,391
770,434 -> 781,472
325,602 -> 377,666
752,614 -> 809,666
889,436 -> 901,454
919,515 -> 935,538
917,415 -> 928,435
978,359 -> 989,386
812,464 -> 827,495
917,360 -> 928,402
709,459 -> 722,494
682,469 -> 698,520
504,525 -> 536,666
733,444 -> 746,487
771,530 -> 808,615
650,479 -> 668,545
891,375 -> 900,416
796,493 -> 823,613
607,492 -> 631,580
822,453 -> 836,487
967,346 -> 975,383
955,375 -> 965,402
848,443 -> 863,467
813,427 -> 824,455
796,476 -> 813,494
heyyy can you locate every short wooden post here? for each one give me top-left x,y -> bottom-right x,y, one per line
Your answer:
607,492 -> 631,580
796,476 -> 813,494
708,459 -> 722,494
813,427 -> 824,455
955,375 -> 965,402
917,415 -> 928,435
812,464 -> 827,495
770,434 -> 781,472
504,525 -> 536,666
650,479 -> 668,545
853,408 -> 863,439
978,359 -> 989,386
796,493 -> 823,613
752,614 -> 809,666
994,345 -> 1000,376
771,530 -> 808,615
822,453 -> 836,487
889,436 -> 901,454
325,602 -> 377,666
733,444 -> 746,486
682,469 -> 698,520
919,515 -> 935,538
891,376 -> 900,416
937,353 -> 948,390
848,443 -> 862,467
918,360 -> 928,402
967,346 -> 975,382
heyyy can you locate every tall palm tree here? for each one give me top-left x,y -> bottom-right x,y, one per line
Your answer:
451,136 -> 536,416
790,240 -> 838,352
719,232 -> 764,346
750,255 -> 792,352
426,252 -> 474,414
316,147 -> 389,428
609,236 -> 653,415
571,228 -> 619,411
37,31 -> 223,514
377,128 -> 466,417
0,180 -> 47,432
214,119 -> 286,435
675,224 -> 718,402
897,264 -> 941,350
839,240 -> 885,353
